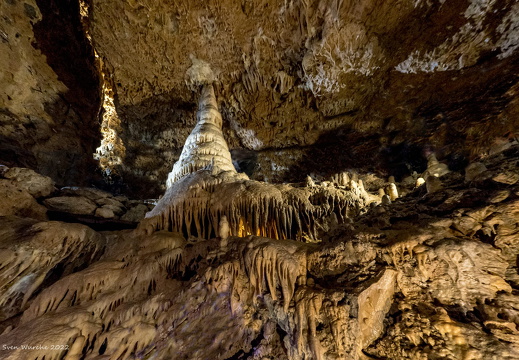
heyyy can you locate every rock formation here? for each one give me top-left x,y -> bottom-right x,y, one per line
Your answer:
140,86 -> 371,241
2,1 -> 519,197
1,2 -> 519,360
1,82 -> 519,359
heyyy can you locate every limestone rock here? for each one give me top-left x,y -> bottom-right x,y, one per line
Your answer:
493,172 -> 519,185
357,269 -> 397,351
0,180 -> 47,220
490,189 -> 511,203
465,162 -> 488,182
60,187 -> 113,201
3,167 -> 55,198
0,165 -> 9,177
426,175 -> 442,193
43,196 -> 97,215
95,197 -> 125,208
95,207 -> 115,219
120,204 -> 149,222
0,216 -> 105,320
100,204 -> 125,216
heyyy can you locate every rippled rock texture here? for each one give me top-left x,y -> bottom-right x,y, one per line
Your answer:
0,85 -> 518,359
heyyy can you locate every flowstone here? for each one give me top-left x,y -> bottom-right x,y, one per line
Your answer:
0,88 -> 518,360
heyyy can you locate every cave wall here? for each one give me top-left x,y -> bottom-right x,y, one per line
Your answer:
0,0 -> 101,186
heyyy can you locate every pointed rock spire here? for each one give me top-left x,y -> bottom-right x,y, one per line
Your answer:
166,84 -> 237,187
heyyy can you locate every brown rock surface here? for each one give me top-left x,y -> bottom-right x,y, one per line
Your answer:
43,196 -> 97,215
3,167 -> 55,198
0,180 -> 47,220
1,2 -> 519,360
3,0 -> 516,197
0,0 -> 101,187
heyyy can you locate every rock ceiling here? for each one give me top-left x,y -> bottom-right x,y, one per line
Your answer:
86,0 -> 519,196
1,0 -> 519,195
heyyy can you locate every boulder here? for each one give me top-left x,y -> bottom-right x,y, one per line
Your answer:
0,180 -> 47,220
492,172 -> 519,185
465,162 -> 488,182
3,167 -> 55,198
101,204 -> 125,216
95,197 -> 125,208
44,196 -> 97,215
121,204 -> 149,223
95,207 -> 115,219
60,187 -> 113,201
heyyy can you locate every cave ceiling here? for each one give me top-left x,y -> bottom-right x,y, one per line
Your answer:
1,0 -> 519,197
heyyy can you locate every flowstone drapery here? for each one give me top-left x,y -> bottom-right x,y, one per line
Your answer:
141,84 -> 372,241
1,86 -> 518,360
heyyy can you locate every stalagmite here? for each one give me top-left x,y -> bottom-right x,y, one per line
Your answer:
388,183 -> 399,201
423,153 -> 449,178
166,84 -> 237,188
339,172 -> 350,186
358,179 -> 365,192
415,177 -> 425,188
219,215 -> 230,247
305,175 -> 315,187
140,85 -> 371,241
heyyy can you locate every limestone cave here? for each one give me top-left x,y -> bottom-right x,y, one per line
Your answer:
1,1 -> 519,359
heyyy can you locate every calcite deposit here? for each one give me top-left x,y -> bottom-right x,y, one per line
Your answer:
1,84 -> 519,359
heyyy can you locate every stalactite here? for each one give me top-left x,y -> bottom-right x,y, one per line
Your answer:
243,237 -> 308,311
142,169 -> 370,242
294,287 -> 325,360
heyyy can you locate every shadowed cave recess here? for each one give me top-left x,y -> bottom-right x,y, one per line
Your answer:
1,0 -> 519,359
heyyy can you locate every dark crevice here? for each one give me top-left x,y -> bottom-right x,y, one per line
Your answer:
47,210 -> 137,231
31,0 -> 102,186
224,328 -> 264,360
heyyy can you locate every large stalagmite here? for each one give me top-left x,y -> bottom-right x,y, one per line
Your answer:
165,85 -> 237,187
141,85 -> 371,241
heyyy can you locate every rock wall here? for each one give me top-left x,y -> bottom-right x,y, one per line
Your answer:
0,0 -> 101,186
